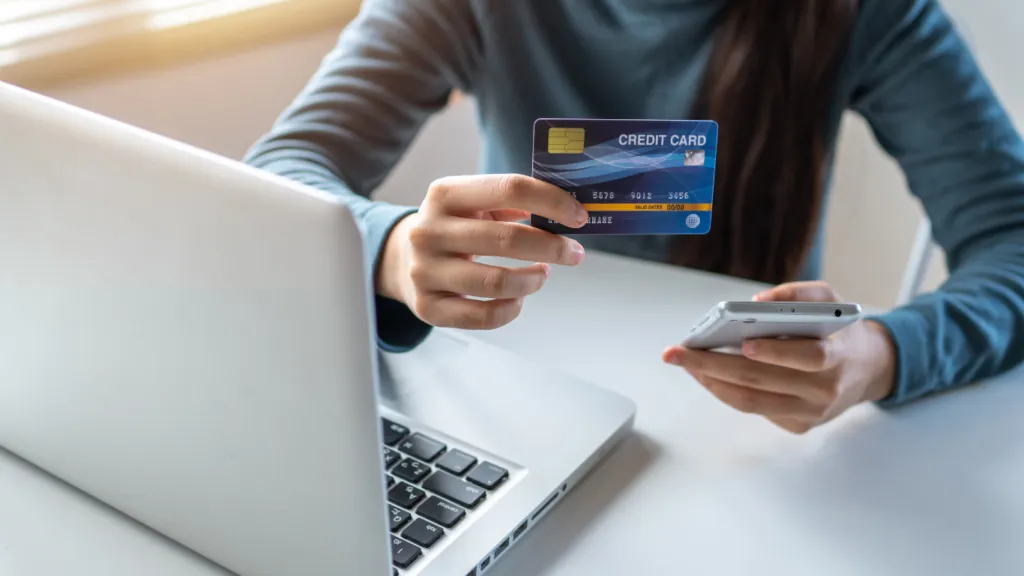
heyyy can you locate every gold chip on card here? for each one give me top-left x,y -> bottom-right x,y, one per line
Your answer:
547,127 -> 585,154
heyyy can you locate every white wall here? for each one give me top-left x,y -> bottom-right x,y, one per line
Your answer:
45,0 -> 1022,309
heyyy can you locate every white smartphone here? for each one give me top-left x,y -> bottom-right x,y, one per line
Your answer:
682,301 -> 862,351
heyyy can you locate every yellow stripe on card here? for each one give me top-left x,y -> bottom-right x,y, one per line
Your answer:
548,127 -> 585,154
582,203 -> 713,212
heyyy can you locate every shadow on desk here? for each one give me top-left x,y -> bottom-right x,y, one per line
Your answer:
768,369 -> 1024,576
487,431 -> 661,576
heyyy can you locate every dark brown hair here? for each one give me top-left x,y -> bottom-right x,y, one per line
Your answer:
670,1 -> 859,284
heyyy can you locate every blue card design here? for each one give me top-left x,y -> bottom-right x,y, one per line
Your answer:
531,118 -> 718,235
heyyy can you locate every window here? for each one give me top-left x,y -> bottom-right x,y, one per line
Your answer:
0,0 -> 294,56
0,0 -> 358,89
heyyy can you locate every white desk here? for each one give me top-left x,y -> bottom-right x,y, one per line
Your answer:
3,252 -> 1024,576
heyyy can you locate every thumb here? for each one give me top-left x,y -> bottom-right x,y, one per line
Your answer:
754,281 -> 841,303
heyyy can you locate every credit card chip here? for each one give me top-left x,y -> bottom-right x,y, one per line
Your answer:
548,127 -> 585,154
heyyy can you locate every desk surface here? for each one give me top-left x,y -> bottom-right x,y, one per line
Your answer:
3,252 -> 1024,576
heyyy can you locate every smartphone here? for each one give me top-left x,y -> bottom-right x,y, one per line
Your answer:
682,301 -> 862,351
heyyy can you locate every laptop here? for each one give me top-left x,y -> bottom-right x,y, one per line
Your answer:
0,81 -> 636,576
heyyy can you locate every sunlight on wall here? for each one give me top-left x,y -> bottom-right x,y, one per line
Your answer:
146,0 -> 286,30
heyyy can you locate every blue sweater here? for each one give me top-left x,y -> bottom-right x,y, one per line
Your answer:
244,0 -> 1024,407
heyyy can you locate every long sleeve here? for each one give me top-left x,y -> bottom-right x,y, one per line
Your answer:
847,0 -> 1024,405
243,0 -> 482,351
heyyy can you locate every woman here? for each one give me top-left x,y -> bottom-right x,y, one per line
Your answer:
244,0 -> 1024,434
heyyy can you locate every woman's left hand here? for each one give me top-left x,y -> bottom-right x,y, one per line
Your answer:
662,282 -> 897,434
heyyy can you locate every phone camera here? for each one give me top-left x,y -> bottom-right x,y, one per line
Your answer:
834,309 -> 843,317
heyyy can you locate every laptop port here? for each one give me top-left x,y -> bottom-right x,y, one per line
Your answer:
466,568 -> 478,576
479,557 -> 491,571
531,491 -> 559,521
494,537 -> 511,559
513,520 -> 528,540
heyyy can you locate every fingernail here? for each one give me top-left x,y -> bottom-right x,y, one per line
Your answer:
667,349 -> 686,366
540,263 -> 551,278
753,291 -> 769,301
743,341 -> 758,357
568,240 -> 585,264
576,206 -> 589,227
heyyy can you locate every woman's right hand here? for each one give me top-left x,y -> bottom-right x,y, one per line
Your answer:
378,174 -> 589,330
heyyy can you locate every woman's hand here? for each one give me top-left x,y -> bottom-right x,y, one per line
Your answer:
378,174 -> 588,330
663,282 -> 897,434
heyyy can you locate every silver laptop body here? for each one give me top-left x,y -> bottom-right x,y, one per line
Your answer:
0,81 -> 636,576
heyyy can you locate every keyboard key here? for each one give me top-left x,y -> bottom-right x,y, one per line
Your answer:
422,471 -> 486,509
390,536 -> 421,569
387,482 -> 426,510
466,462 -> 509,490
393,458 -> 431,483
417,496 -> 466,528
386,474 -> 395,489
383,447 -> 401,469
388,505 -> 411,532
398,433 -> 446,462
382,419 -> 410,447
436,449 -> 477,476
401,518 -> 445,548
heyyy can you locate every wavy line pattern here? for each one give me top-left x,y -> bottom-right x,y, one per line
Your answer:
534,137 -> 716,186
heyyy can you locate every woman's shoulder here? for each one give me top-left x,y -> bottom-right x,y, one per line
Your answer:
842,0 -> 966,102
846,0 -> 957,64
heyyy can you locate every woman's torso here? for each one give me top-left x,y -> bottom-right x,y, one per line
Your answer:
464,0 -> 841,280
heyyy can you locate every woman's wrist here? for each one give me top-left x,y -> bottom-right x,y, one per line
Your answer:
377,214 -> 417,303
861,320 -> 898,403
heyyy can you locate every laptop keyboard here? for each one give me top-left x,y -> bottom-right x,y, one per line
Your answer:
381,418 -> 509,573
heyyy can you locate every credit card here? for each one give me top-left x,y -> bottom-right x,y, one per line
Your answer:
531,118 -> 718,235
